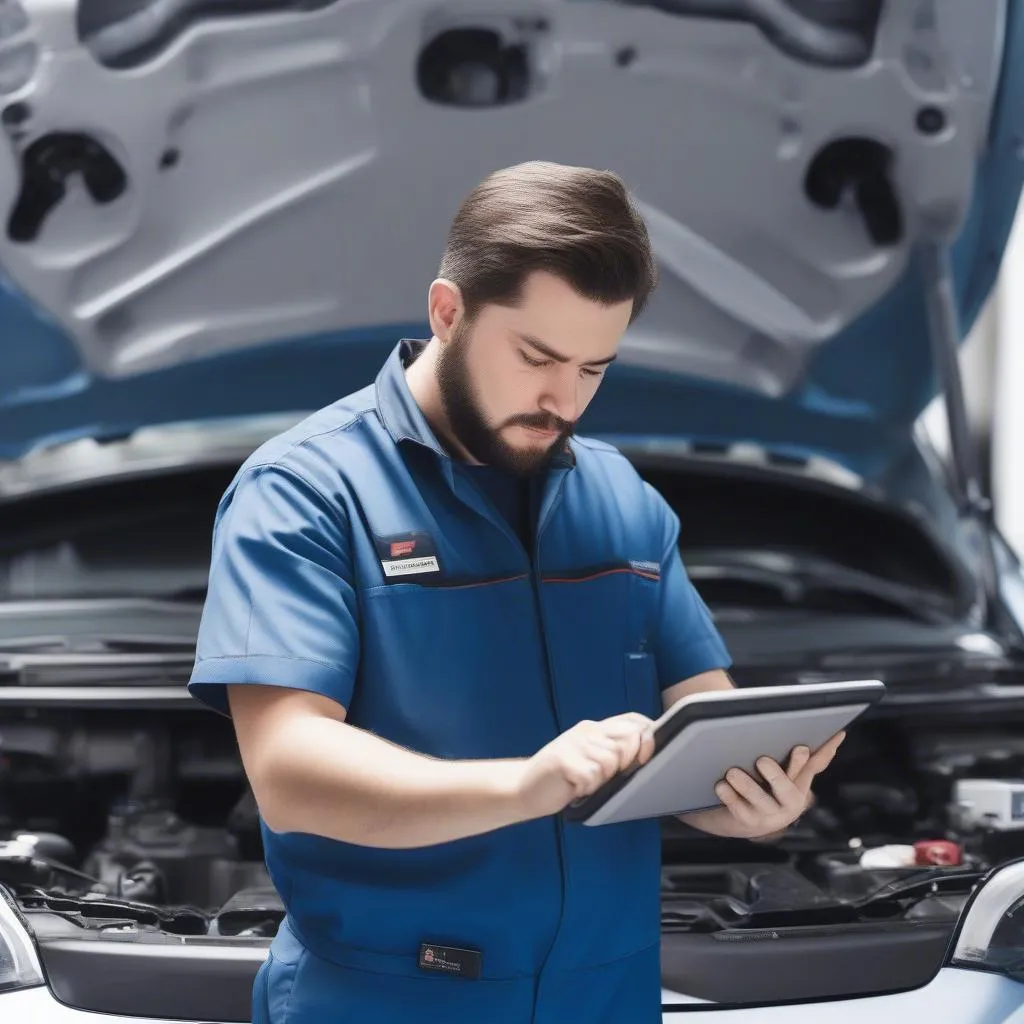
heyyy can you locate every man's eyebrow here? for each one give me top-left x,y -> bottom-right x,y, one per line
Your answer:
516,332 -> 618,367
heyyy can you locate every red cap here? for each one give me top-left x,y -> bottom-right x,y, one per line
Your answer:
914,839 -> 961,866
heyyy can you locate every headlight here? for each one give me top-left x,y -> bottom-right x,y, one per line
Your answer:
0,886 -> 43,993
950,857 -> 1024,981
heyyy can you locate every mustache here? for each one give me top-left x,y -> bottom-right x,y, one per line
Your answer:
506,413 -> 576,433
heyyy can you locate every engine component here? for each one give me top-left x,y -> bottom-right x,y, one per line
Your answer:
827,779 -> 920,839
224,786 -> 264,863
914,839 -> 962,867
661,862 -> 844,931
0,837 -> 56,886
806,846 -> 978,903
82,804 -> 239,908
210,884 -> 283,937
0,831 -> 92,889
5,831 -> 77,867
859,844 -> 916,869
952,779 -> 1024,831
857,840 -> 962,869
19,888 -> 209,934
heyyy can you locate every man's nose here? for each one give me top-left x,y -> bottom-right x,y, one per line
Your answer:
540,368 -> 580,423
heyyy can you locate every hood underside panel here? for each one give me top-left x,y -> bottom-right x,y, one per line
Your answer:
0,0 -> 1021,472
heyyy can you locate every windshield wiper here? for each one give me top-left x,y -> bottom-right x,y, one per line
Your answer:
684,548 -> 954,624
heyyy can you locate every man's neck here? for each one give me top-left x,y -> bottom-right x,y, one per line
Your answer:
403,337 -> 482,465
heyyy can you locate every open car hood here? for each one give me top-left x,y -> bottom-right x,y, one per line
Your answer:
0,0 -> 1021,474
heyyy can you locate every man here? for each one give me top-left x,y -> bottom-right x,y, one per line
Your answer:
187,161 -> 844,1024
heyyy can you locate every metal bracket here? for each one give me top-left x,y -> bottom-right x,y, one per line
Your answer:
919,241 -> 1000,628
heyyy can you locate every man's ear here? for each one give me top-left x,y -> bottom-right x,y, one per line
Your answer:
428,279 -> 463,342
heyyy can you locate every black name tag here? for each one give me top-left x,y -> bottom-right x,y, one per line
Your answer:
418,943 -> 482,980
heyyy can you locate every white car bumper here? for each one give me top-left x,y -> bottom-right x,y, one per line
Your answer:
4,966 -> 1021,1023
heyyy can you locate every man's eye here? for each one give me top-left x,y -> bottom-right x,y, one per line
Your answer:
580,367 -> 602,379
520,351 -> 550,368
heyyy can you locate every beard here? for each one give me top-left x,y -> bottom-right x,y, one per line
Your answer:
436,320 -> 575,476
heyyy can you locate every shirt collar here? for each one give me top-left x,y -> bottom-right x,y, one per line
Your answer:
375,337 -> 575,470
375,338 -> 449,457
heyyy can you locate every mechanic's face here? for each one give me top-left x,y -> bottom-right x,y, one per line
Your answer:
436,271 -> 632,475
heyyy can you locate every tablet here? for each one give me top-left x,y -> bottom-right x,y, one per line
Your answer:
564,679 -> 886,827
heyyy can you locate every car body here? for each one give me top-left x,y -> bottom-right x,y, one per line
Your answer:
0,0 -> 1023,1020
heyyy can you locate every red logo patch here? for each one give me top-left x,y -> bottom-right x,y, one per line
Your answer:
390,540 -> 416,558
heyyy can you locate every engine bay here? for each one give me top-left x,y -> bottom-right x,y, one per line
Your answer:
0,458 -> 1021,1004
3,704 -> 1023,946
0,707 -> 273,933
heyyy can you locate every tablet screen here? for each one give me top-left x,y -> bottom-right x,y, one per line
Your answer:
565,679 -> 885,827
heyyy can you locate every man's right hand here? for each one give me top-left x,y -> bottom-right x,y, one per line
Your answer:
230,685 -> 658,848
513,713 -> 657,820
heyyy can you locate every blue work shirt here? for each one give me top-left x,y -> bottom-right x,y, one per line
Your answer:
188,339 -> 731,1024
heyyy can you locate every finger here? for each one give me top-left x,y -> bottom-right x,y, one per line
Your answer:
795,731 -> 845,788
606,726 -> 656,768
810,730 -> 846,770
755,756 -> 806,815
714,780 -> 759,830
612,712 -> 655,730
585,734 -> 623,754
595,729 -> 646,762
588,732 -> 639,773
637,728 -> 656,765
612,730 -> 644,771
724,768 -> 777,815
597,716 -> 653,741
565,754 -> 609,797
786,746 -> 810,778
583,742 -> 622,778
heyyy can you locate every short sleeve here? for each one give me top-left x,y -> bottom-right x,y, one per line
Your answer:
187,463 -> 359,717
645,485 -> 732,687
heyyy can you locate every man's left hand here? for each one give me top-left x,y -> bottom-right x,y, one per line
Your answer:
681,730 -> 845,840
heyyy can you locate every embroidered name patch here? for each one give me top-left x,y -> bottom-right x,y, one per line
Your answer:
374,532 -> 441,579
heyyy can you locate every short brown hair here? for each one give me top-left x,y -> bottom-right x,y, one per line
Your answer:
439,161 -> 657,325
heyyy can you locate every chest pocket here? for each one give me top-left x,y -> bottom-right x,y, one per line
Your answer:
538,565 -> 664,728
353,577 -> 560,760
624,651 -> 660,720
625,568 -> 660,650
623,570 -> 661,719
